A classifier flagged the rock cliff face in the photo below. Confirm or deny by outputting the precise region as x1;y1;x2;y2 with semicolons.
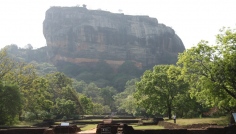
43;6;185;70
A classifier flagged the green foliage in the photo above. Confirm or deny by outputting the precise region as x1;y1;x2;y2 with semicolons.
6;45;49;63
76;72;95;83
0;48;15;79
4;63;39;115
99;86;117;110
72;79;87;93
4;44;146;92
32;62;57;76
56;61;80;77
177;27;236;111
112;73;135;92
0;49;82;122
103;105;111;113
92;103;104;115
4;26;236;123
46;72;84;115
53;98;77;119
95;60;114;77
0;83;21;125
93;79;110;88
79;94;93;114
114;79;140;115
172;93;206;118
82;83;117;111
117;61;141;76
134;65;189;119
82;83;100;99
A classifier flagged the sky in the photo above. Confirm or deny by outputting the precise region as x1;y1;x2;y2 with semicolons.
0;0;236;49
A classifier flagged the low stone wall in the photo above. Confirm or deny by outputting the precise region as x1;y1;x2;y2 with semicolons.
1;124;236;134
0;127;46;134
0;125;81;134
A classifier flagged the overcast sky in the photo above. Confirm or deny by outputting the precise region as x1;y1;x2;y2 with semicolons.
0;0;236;49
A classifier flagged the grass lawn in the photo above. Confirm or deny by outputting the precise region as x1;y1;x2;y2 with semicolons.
131;125;164;130
13;120;42;126
80;124;97;131
166;117;228;126
79;124;164;131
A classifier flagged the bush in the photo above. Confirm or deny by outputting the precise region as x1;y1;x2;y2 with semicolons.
24;112;37;121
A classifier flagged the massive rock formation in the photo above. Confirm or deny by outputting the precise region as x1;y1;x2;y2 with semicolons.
43;6;185;70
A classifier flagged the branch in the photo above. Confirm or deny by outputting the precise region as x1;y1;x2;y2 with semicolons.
222;84;236;99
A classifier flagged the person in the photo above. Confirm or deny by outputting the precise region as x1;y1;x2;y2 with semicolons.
173;115;176;123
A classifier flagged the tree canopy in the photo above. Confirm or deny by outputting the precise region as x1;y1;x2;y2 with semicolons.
177;27;236;111
0;83;21;125
134;65;189;119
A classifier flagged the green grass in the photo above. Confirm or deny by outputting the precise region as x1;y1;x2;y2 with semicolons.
80;124;97;131
14;120;42;126
77;119;103;121
132;125;164;129
79;124;164;131
166;117;228;126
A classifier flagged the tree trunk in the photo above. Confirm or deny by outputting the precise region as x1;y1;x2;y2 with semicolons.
168;106;172;119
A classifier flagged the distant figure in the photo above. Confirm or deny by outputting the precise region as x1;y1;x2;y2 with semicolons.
173;115;176;123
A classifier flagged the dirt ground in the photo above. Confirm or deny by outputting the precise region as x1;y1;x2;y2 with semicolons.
158;121;225;130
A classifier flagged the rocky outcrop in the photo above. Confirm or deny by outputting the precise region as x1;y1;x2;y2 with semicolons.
43;6;185;70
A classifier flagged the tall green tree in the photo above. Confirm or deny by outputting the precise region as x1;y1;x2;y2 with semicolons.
0;48;47;120
30;77;53;114
177;27;236;111
0;83;21;125
3;62;40;119
134;65;188;119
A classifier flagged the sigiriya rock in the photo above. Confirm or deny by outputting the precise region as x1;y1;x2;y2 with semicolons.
43;6;185;71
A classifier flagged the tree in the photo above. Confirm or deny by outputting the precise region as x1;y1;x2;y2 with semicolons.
112;73;135;92
99;86;117;110
53;98;77;119
72;79;87;93
0;49;54;120
117;61;141;76
92;103;104;115
172;92;206;118
79;94;93;114
32;62;57;76
24;44;33;50
0;48;15;79
46;72;72;91
46;72;83;116
134;65;188;119
177;27;236;111
61;86;84;114
3;62;39;119
118;95;137;115
0;83;21;125
82;83;100;99
114;79;139;115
